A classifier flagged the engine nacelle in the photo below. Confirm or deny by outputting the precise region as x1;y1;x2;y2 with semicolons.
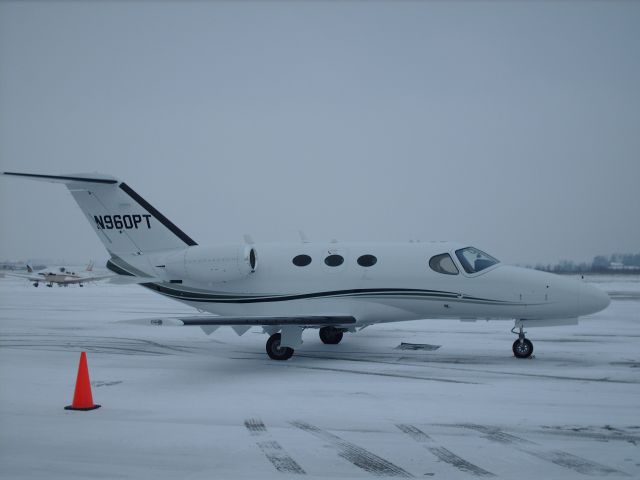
164;244;257;284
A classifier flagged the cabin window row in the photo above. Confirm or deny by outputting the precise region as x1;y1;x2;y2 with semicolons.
292;254;378;268
293;248;498;273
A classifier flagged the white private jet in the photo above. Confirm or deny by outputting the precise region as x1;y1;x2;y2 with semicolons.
3;172;610;360
6;261;100;287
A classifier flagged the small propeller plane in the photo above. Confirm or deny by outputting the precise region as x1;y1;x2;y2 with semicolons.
3;172;610;360
5;261;102;287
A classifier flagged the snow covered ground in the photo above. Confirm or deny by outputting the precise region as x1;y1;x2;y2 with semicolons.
1;275;638;479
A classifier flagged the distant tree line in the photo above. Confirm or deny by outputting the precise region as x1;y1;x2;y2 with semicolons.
530;252;640;274
0;261;46;271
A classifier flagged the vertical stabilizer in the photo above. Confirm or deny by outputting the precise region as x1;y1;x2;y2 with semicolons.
3;172;197;257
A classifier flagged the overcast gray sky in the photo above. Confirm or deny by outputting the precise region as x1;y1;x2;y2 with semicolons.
1;0;638;266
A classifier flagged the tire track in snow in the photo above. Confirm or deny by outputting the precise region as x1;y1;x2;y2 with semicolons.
244;418;305;474
291;421;412;477
0;333;195;356
291;353;636;385
396;424;494;477
453;424;627;476
284;364;477;385
540;425;640;445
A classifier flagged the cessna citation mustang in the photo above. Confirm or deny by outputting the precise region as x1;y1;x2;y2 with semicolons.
3;172;610;360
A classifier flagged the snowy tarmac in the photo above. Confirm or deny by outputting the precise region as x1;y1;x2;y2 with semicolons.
1;275;638;479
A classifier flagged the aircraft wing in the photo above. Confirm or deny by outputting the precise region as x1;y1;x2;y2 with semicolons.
3;271;162;285
3;272;44;282
128;315;356;327
2;272;161;285
176;315;356;327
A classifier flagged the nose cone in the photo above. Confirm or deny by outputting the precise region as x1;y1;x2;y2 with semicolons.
579;283;611;316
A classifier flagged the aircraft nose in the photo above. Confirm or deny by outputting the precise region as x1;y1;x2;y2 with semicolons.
579;282;611;315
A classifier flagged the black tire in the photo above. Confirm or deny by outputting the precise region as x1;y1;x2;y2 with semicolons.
512;338;534;358
319;326;344;345
266;333;294;360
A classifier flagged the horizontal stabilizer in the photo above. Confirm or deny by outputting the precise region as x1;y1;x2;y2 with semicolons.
3;172;117;184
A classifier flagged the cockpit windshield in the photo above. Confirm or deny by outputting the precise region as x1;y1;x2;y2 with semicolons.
429;253;459;275
455;247;499;274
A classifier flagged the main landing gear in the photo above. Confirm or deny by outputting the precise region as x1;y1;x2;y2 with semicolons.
319;326;343;345
266;333;294;361
512;324;534;359
266;327;346;360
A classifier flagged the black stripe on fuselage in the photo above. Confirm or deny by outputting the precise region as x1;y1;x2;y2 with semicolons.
140;283;517;305
3;172;118;184
119;182;197;247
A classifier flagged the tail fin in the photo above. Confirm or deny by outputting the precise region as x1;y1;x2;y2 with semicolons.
3;172;197;256
26;264;33;273
86;260;94;272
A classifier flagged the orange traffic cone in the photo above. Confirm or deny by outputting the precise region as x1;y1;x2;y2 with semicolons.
64;352;101;411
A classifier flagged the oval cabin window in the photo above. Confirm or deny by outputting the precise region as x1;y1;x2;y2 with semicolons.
324;254;344;267
249;248;257;271
292;255;312;267
357;254;377;267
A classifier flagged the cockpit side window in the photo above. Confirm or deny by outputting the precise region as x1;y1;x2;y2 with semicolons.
429;253;459;275
455;247;499;274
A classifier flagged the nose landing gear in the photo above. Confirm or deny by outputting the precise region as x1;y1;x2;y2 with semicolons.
511;324;534;358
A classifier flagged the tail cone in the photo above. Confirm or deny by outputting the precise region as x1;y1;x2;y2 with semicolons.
64;352;101;411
